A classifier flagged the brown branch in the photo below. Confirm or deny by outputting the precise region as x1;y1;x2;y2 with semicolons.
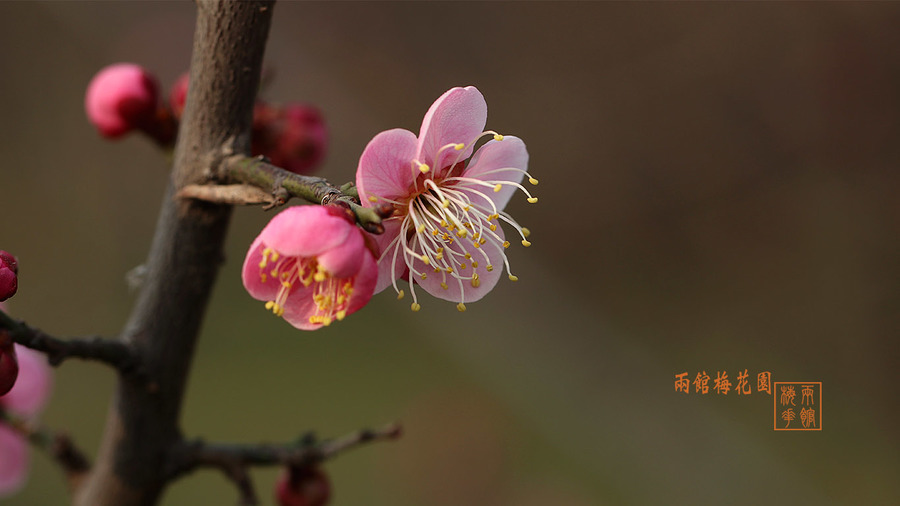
215;154;394;233
74;2;276;505
0;408;91;492
166;423;401;505
1;311;139;373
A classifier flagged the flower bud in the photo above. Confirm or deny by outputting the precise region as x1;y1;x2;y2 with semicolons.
0;337;18;396
169;72;190;120
0;251;18;302
85;63;160;139
275;466;331;506
252;103;328;175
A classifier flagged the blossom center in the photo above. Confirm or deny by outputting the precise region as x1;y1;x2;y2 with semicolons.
257;247;353;326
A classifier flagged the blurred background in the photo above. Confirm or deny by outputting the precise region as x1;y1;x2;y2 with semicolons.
1;2;898;505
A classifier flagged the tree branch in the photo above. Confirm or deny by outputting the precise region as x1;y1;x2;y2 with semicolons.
1;310;139;373
200;154;394;234
166;423;401;505
0;408;91;492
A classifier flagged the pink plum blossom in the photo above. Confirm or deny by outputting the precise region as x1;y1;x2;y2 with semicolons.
0;344;53;498
356;87;538;312
85;63;159;138
242;206;378;330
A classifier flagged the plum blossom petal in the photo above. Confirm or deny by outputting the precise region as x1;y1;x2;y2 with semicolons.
413;226;506;303
260;206;351;258
417;87;487;172
457;136;529;212
317;227;365;279
2;345;51;418
356;128;419;204
0;425;28;497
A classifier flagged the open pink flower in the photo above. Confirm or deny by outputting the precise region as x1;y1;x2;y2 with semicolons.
356;87;538;312
242;206;378;330
0;344;52;497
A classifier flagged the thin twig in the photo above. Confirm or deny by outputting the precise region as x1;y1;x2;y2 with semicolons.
0;408;91;491
166;422;401;504
215;154;394;233
0;310;140;373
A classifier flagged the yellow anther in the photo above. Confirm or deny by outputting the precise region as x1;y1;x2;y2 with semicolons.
419;163;430;174
460;263;467;270
336;310;347;321
489;224;497;231
493;133;504;141
463;205;470;211
322;317;332;326
527;197;538;204
265;301;275;310
464;252;472;259
260;273;267;283
472;261;479;268
521;240;532;247
368;195;378;202
457;230;467;238
454;143;465;150
421;272;428;280
509;274;519;282
456;302;467;312
270;269;279;277
480;238;486;245
436;247;444;253
417;224;426;233
502;241;511;249
446;266;454;273
258;258;268;269
421;255;430;265
471;273;480;288
493;184;502;193
282;280;292;288
270;251;279;261
440;220;448;227
528;177;539;185
314;272;326;282
281;272;289;279
473;242;481;249
440;282;448;290
522;227;531;237
486;265;494;272
397;290;405;300
432;229;440;236
433;267;440;273
441;200;450;209
411;302;421;312
435;252;444;260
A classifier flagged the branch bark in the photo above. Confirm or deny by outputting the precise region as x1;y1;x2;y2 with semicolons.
73;2;275;505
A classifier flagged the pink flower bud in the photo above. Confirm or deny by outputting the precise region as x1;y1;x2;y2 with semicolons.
0;339;17;396
242;206;378;330
0;251;18;302
252;103;328;175
85;63;160;139
169;72;190;120
275;467;331;506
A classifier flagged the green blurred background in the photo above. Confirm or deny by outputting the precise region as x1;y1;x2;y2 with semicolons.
2;2;898;505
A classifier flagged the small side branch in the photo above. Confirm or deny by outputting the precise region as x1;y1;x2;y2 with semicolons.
167;422;401;505
0;408;91;491
0;310;139;373
213;154;393;234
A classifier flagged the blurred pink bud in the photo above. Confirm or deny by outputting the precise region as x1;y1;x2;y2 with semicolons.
169;72;190;120
1;345;52;417
253;103;328;175
242;206;378;330
85;63;160;139
0;251;18;302
0;339;17;397
0;425;28;497
275;466;331;506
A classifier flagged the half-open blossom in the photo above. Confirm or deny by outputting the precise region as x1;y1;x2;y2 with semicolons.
0;251;17;302
242;206;378;330
85;63;160;139
356;87;537;312
0;344;52;497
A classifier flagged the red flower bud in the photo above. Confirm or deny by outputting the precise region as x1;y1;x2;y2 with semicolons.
0;251;18;302
0;334;18;396
275;466;331;506
169;73;190;120
253;103;328;175
85;63;160;139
